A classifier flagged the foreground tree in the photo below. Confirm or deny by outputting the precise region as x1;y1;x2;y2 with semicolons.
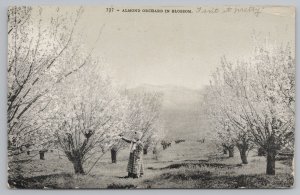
49;64;128;174
205;41;295;174
240;44;295;174
7;6;89;154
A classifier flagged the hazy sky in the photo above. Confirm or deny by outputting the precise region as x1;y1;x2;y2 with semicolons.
53;6;295;89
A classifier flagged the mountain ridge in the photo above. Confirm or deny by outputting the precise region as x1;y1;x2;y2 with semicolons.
127;84;209;140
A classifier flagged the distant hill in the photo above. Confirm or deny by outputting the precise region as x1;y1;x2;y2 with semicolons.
128;84;212;140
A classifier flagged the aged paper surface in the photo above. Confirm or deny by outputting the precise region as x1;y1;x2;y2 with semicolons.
7;6;295;189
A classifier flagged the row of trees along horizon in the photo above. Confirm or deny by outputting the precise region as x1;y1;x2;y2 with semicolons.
8;7;294;176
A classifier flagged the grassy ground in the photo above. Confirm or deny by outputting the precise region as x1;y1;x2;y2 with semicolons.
8;140;294;189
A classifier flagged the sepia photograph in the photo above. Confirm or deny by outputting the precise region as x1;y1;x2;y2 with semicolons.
7;5;295;189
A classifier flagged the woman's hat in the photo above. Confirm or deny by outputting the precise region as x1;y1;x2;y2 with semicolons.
134;131;143;141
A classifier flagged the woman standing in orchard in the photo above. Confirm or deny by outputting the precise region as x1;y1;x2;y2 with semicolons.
120;131;144;178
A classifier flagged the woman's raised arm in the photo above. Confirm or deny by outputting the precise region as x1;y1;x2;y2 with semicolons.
121;137;134;143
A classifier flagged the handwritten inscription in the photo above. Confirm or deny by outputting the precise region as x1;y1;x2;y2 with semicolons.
196;6;263;17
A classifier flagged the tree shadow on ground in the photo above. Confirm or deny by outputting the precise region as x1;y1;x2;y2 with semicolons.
107;183;137;189
153;162;242;170
143;171;294;189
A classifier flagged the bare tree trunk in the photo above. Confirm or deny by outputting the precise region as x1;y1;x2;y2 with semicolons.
265;135;279;175
39;150;46;160
153;147;157;155
65;150;85;174
258;147;266;156
111;148;117;163
266;150;276;175
153;147;159;160
239;148;248;164
143;148;148;155
60;133;90;174
237;142;249;164
223;148;227;154
228;146;234;157
57;150;62;159
39;152;45;160
72;158;84;174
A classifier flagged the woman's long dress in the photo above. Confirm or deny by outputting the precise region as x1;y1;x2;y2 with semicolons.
127;141;144;176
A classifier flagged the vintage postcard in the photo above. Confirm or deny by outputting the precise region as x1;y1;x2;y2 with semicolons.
7;5;295;189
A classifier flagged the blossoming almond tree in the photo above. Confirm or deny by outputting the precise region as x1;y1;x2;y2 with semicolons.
205;70;250;164
238;44;295;175
110;90;164;163
48;64;128;174
206;42;295;174
7;6;88;154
